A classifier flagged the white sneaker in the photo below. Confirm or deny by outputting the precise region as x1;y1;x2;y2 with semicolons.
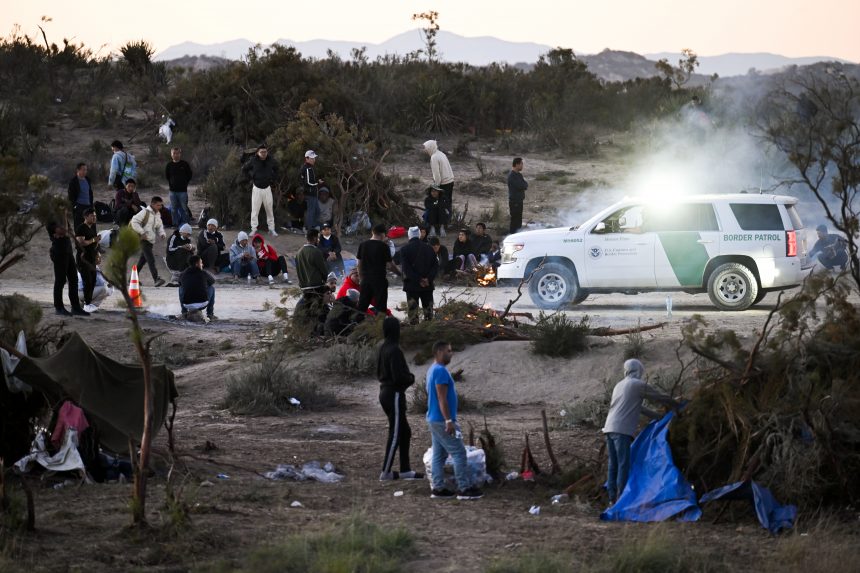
440;228;447;237
269;229;279;237
83;304;98;313
282;273;292;284
268;275;275;285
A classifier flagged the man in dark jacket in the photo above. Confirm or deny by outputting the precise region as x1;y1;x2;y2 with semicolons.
378;316;423;481
68;163;94;230
809;224;849;271
325;288;363;336
299;150;322;231
242;144;279;236
400;226;439;324
507;157;528;234
114;179;143;226
74;208;99;311
472;223;492;260
179;255;216;321
423;186;446;237
453;228;478;271
429;236;453;277
197;218;228;272
165;147;193;228
48;222;89;317
318;223;345;277
295;228;331;330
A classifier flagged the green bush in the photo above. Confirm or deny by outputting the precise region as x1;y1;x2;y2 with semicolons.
219;354;337;415
529;313;590;358
216;515;413;573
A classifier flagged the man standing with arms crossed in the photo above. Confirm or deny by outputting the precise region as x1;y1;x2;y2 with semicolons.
426;341;483;500
507;157;528;235
165;147;193;228
242;144;279;237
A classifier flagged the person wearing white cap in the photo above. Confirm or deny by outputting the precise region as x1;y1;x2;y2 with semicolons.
229;231;261;282
399;225;439;323
241;144;279;237
197;219;228;272
299;150;323;231
166;223;196;277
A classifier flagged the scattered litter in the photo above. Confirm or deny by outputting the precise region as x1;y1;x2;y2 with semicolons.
289;397;301;406
290;501;303;508
505;543;522;550
521;469;535;482
200;480;214;488
53;480;75;490
393;491;404;497
529;505;541;515
216;473;230;480
423;446;489;487
265;461;344;483
559;409;567;417
551;493;569;504
505;472;519;481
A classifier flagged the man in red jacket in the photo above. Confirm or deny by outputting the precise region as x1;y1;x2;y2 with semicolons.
251;233;292;285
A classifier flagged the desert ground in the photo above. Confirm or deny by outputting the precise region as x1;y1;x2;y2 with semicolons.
2;118;858;572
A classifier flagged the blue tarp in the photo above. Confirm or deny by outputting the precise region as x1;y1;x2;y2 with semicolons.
699;480;797;534
600;411;702;523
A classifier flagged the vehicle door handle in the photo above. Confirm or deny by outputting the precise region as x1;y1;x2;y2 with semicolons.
697;240;713;244
635;242;649;245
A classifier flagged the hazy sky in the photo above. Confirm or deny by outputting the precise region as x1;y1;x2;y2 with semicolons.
3;0;858;61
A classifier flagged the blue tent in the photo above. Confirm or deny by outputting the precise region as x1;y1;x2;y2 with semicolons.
700;480;797;534
600;411;702;523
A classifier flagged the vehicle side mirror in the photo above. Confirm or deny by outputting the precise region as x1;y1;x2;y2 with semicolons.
593;222;606;233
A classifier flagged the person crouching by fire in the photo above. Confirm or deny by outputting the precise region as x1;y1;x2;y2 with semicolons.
602;359;679;505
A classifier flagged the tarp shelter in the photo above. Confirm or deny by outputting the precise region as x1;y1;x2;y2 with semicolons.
700;480;797;534
11;332;178;453
601;411;702;523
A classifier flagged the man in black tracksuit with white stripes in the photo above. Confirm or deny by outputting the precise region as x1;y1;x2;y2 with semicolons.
377;316;424;481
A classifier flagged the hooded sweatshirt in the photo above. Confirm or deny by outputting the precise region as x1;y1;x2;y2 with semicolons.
229;233;257;265
423;140;454;186
377;317;415;392
602;359;677;437
252;233;279;272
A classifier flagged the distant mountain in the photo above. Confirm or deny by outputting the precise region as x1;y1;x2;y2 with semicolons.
154;31;853;79
645;52;850;78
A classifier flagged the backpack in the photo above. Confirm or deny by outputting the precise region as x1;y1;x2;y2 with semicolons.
94;201;113;223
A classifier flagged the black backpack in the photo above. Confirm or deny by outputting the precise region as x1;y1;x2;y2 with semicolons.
94;201;114;223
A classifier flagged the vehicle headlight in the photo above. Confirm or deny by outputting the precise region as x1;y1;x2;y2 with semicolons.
502;243;524;263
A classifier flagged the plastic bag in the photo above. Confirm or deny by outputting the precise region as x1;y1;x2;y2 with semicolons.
422;446;489;487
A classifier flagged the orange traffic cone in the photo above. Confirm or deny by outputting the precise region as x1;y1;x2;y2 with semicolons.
128;265;143;309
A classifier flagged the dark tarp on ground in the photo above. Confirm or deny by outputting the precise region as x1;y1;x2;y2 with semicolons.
700;480;797;534
601;411;702;523
12;332;178;453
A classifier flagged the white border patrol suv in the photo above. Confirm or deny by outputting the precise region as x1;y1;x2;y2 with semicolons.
499;194;810;311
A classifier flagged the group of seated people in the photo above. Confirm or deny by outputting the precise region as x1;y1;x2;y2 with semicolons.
286;186;337;231
434;222;500;276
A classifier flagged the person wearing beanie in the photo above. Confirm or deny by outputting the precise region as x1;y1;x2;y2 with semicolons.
602;359;680;505
229;231;260;282
399;225;439;323
197;219;228;273
166;223;196;279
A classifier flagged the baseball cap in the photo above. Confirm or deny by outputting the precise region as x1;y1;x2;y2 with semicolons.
305;150;318;159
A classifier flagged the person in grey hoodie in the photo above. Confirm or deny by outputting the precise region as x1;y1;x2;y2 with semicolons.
229;231;260;281
423;140;454;222
602;359;679;504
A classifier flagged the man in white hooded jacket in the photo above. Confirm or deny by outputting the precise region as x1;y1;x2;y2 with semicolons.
130;196;167;286
423;140;454;223
602;359;679;504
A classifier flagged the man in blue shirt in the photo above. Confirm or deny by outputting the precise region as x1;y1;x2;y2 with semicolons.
426;341;483;500
68;163;93;230
809;224;848;271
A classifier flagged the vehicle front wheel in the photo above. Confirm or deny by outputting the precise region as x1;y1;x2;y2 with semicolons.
527;262;581;310
707;263;759;311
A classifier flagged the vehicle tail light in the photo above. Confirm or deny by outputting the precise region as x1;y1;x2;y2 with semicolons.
786;230;797;257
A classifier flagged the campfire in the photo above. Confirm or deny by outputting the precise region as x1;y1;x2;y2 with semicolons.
476;265;496;287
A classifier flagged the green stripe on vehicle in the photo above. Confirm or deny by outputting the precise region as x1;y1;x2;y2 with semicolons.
657;232;710;286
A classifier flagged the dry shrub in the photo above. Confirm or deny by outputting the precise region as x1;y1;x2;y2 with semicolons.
672;274;860;509
219;352;336;415
327;343;377;377
529;312;590;358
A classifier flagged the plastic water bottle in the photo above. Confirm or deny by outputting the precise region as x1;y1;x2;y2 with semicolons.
247;274;251;287
666;295;673;318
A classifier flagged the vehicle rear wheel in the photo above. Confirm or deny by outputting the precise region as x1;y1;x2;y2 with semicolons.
528;262;581;310
707;263;759;311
